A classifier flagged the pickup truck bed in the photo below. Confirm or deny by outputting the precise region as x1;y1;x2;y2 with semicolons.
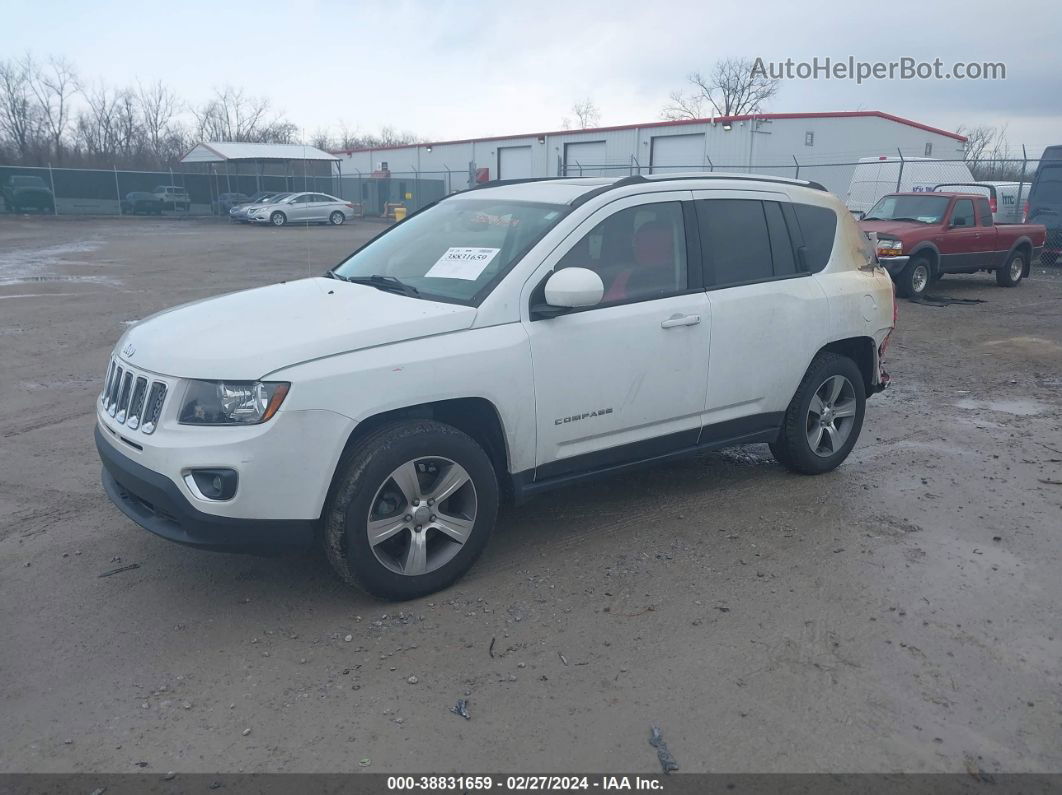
860;192;1046;299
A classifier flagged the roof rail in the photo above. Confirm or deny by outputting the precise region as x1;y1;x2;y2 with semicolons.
569;173;827;208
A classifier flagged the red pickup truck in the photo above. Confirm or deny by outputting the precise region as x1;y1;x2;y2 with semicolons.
860;192;1046;299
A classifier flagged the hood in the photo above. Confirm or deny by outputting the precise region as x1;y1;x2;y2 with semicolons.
859;219;933;238
118;277;477;380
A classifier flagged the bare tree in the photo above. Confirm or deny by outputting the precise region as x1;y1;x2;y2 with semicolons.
958;123;1019;180
0;56;41;162
661;57;779;120
193;86;297;144
138;80;182;160
569;98;600;129
28;55;79;162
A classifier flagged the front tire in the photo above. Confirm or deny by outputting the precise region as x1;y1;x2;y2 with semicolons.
329;211;345;226
896;256;931;299
996;251;1025;287
770;353;867;475
324;420;498;600
270;211;287;227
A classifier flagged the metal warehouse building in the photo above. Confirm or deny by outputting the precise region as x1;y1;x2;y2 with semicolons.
335;110;967;202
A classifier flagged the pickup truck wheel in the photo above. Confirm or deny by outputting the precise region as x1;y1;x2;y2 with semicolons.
270;211;287;227
324;420;498;600
769;353;866;475
996;251;1025;287
896;257;931;299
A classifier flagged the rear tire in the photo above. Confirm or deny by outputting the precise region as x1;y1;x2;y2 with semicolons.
323;420;498;600
770;353;867;475
896;256;931;299
270;211;287;227
996;251;1026;287
329;211;345;226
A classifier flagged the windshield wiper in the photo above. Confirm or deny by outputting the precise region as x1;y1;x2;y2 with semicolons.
334;273;420;297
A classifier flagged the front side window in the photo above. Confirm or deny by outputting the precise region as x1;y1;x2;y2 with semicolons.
952;199;975;227
332;198;567;303
555;201;687;304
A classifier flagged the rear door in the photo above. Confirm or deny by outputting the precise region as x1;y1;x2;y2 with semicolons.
975;198;1003;267
693;190;830;430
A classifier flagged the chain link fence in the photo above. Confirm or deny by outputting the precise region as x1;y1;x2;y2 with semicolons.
0;155;1049;227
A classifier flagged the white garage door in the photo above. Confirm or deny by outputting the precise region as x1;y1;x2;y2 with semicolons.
498;146;533;180
564;141;608;176
650;133;705;173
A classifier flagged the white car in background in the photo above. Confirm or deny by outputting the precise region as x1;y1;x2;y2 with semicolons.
95;173;895;600
248;192;355;226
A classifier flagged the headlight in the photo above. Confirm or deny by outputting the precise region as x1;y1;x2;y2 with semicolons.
178;380;290;425
876;238;903;257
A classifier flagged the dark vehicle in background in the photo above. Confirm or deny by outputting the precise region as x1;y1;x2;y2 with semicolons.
120;191;164;215
2;175;55;213
861;192;1045;299
1026;145;1062;265
211;192;250;216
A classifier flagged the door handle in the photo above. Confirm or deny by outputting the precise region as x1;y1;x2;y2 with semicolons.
661;314;701;328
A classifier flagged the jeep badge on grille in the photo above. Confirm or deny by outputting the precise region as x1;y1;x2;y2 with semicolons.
122;342;135;357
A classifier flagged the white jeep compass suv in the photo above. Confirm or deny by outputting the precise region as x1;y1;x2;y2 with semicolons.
96;174;895;600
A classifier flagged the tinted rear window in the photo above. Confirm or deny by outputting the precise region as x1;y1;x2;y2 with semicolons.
696;199;773;285
792;204;837;272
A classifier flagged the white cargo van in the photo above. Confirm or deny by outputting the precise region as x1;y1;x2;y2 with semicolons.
932;182;1025;225
846;157;975;216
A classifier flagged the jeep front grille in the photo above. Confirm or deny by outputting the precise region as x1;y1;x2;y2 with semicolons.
101;357;168;435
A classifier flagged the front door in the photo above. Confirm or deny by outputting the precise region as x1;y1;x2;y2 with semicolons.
937;198;984;271
524;192;711;478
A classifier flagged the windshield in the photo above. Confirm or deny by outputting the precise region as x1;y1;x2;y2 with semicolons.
332;198;568;303
865;194;950;224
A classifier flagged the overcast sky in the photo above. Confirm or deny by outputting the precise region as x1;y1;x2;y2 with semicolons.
4;0;1059;155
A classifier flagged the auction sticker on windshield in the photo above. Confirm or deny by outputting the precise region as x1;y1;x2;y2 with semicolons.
425;247;501;280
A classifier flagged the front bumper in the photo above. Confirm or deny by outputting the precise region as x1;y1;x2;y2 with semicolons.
96;425;316;552
877;255;909;276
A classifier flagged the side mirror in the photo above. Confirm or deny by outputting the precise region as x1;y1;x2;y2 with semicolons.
850;210;865;221
532;268;604;319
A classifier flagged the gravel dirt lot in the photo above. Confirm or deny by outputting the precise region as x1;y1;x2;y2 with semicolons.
1;216;1060;775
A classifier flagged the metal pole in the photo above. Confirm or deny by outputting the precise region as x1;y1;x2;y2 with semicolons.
1016;145;1028;221
706;155;714;173
47;162;59;215
793;155;800;180
113;165;121;215
895;148;905;192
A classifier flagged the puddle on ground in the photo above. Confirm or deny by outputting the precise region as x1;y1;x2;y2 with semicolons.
0;239;119;288
953;398;1048;416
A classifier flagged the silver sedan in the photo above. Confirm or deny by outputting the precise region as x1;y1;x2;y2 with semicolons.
248;192;355;227
229;192;292;223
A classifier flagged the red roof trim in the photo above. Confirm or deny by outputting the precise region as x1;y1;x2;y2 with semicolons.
332;111;966;155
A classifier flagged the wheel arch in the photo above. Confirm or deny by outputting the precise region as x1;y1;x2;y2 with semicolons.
818;336;877;393
908;243;940;275
325;397;512;510
1005;237;1034;276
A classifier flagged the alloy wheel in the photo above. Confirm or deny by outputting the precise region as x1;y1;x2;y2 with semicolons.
805;375;857;457
366;457;478;577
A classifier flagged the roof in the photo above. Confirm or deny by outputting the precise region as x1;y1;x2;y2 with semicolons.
181;142;339;163
450;172;827;205
334;111;967;155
